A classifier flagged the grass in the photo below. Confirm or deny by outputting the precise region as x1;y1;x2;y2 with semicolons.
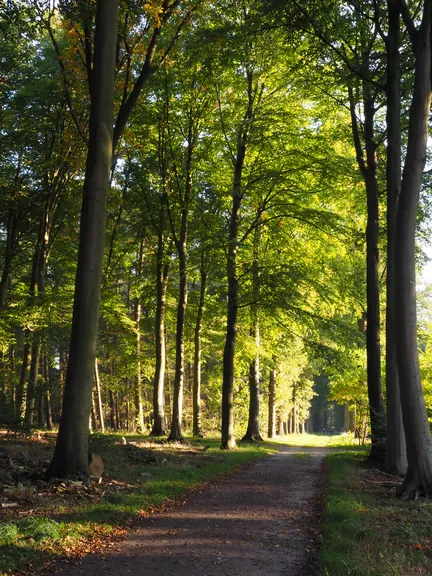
269;432;364;449
292;451;308;459
0;433;275;575
320;451;432;575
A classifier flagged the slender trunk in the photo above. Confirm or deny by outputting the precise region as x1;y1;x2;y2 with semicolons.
150;246;169;436
193;267;207;436
94;358;105;432
168;122;193;442
268;364;276;439
0;159;21;309
115;393;120;430
242;221;262;442
385;0;407;477
20;223;41;421
16;341;30;419
364;121;385;461
168;249;187;441
25;339;41;426
135;242;145;432
91;392;98;431
221;71;255;450
242;322;262;441
9;346;15;415
395;1;432;498
349;81;385;462
221;190;240;449
293;394;298;434
47;0;119;478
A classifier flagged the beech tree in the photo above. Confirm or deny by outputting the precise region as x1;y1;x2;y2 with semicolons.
47;0;120;478
394;0;432;499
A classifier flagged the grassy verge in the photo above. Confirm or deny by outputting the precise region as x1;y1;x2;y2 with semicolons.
0;434;275;575
321;451;432;575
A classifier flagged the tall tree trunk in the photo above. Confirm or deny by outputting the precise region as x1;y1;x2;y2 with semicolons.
364;118;385;461
242;221;262;442
135;241;145;432
25;339;40;425
94;358;105;433
349;82;386;463
91;392;98;431
395;0;432;498
221;70;255;450
242;322;262;441
221;187;240;449
115;393;120;430
0;157;21;310
385;0;407;477
150;248;169;436
16;341;30;419
193;266;207;437
47;0;119;478
267;364;276;439
168;122;193;442
168;249;187;441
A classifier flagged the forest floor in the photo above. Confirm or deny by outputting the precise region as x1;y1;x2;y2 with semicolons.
44;443;328;576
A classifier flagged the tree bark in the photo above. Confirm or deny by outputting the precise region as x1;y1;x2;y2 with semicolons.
47;0;119;478
91;392;98;431
168;120;194;443
221;80;254;449
150;242;169;436
193;267;207;437
268;365;276;439
168;248;187;441
24;339;40;426
349;78;386;462
135;241;145;432
0;157;21;309
385;0;407;477
94;358;105;433
15;341;30;419
221;184;240;449
395;0;432;498
242;220;263;442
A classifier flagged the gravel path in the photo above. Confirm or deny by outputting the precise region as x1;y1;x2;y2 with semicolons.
49;445;327;576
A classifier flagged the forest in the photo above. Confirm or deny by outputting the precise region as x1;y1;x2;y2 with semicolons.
2;0;432;532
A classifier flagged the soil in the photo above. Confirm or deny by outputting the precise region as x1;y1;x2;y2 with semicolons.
47;445;328;576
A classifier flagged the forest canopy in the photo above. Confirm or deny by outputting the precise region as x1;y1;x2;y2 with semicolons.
1;0;432;497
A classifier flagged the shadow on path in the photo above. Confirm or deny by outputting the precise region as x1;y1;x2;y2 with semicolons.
48;445;327;576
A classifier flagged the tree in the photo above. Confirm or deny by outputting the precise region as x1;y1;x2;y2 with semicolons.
47;0;119;477
394;0;432;499
385;0;407;476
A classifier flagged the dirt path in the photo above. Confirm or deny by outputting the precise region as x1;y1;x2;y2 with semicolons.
48;445;327;576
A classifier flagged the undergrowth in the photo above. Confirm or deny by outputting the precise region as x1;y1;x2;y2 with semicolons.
321;451;432;575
